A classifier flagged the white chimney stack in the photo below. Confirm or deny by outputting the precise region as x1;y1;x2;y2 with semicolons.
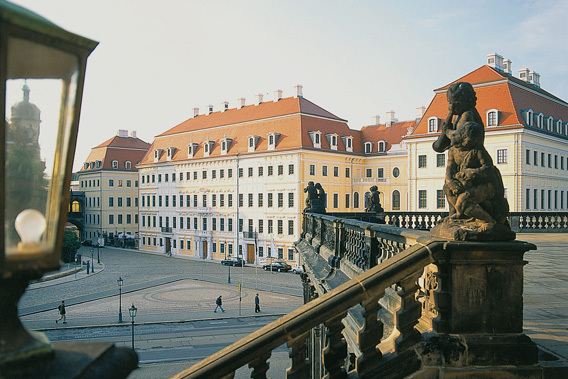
372;115;381;125
207;105;214;114
529;71;541;88
131;130;137;138
274;89;283;102
385;111;398;127
518;68;530;83
503;59;512;75
221;101;229;112
416;106;426;120
238;98;246;109
117;129;128;137
487;53;504;72
193;107;199;117
294;84;303;98
256;93;264;105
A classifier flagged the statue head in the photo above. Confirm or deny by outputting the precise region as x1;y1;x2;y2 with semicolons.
447;82;477;114
308;181;314;186
315;183;322;189
370;185;378;192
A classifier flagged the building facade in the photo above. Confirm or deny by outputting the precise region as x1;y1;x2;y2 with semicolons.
77;129;150;245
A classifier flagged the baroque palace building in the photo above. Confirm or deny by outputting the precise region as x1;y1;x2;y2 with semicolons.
137;86;416;264
138;53;568;264
77;130;151;244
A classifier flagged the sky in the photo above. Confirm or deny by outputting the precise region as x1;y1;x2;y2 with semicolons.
8;0;568;172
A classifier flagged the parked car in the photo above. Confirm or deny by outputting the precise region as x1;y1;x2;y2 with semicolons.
262;261;292;272
221;257;244;266
292;266;304;274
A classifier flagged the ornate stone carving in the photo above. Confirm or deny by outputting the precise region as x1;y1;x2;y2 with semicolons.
304;181;326;214
364;185;384;214
431;81;515;241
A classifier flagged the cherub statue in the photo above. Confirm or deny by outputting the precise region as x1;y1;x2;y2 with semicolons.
304;181;317;211
304;181;326;213
365;185;384;213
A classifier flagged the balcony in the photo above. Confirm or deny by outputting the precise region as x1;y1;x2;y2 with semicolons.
160;227;172;233
352;177;388;184
242;231;257;239
172;212;567;378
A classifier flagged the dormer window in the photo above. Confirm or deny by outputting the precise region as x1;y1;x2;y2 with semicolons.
364;142;374;154
203;140;214;157
308;131;322;149
125;161;132;169
248;135;259;152
96;160;101;168
166;147;176;161
84;162;89;170
486;109;499;127
153;149;163;162
428;117;440;133
556;120;563;134
377;141;387;152
524;109;533;126
536;113;544;128
546;117;554;131
341;136;353;152
326;133;339;150
89;162;94;169
112;160;119;169
267;132;280;150
188;143;198;158
220;137;232;155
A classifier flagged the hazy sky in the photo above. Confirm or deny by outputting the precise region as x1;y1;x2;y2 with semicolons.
8;0;568;172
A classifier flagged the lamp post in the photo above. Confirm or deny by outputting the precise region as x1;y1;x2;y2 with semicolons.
117;277;123;323
129;304;137;350
0;0;98;368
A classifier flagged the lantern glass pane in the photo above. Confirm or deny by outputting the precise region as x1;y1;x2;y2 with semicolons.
5;37;79;257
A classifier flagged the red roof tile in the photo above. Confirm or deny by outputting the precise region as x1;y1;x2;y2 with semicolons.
79;135;150;172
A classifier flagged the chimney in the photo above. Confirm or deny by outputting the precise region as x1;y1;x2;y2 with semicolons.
518;68;530;83
131;130;137;138
529;71;540;88
238;98;246;109
416;106;426;120
385;110;398;127
274;89;283;101
221;101;229;112
294;84;303;98
503;59;512;75
207;105;214;114
487;53;504;72
193;107;199;117
372;115;381;125
256;93;264;105
117;129;128;137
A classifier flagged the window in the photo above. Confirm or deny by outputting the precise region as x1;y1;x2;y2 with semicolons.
212;194;217;207
126;180;132;187
268;193;273;207
117;214;123;224
126;197;131;207
541;152;545;167
548;153;552;168
555;155;558;169
345;193;350;208
248;167;253;177
258;167;264;176
228;194;233;207
288;220;294;235
288;193;294;208
268;220;273;234
277;220;283;234
268;166;273;176
526;188;530;210
278;165;284;175
377;141;386;152
353;192;359;208
228;169;233;178
366;169;372;178
345;167;350;178
436;154;446;167
258;219;263;233
418;155;427;168
392;167;400;178
109;179;114;187
239;194;243;207
436;190;445;208
212;170;216;179
109;197;114;207
486;110;498;126
258;193;264;207
118;179;123;187
497;149;508;164
202;170;207;179
525;149;530;165
193;195;197;207
238;168;243;178
109;214;114;224
288;248;294;260
428;117;440;132
309;165;315;175
534;189;538;209
333;193;339;208
378;168;384;178
203;194;207;207
289;164;294;175
212;218;217;231
248;193;253;207
418;190;427;208
392;190;400;210
220;194;225;207
278;248;283;260
203;218;208;231
364;142;373;154
333;166;339;177
220;218;225;231
112;160;118;169
220;169;224;178
562;157;565;170
278;193;284;208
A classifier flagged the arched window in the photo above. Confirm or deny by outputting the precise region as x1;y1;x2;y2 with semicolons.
353;192;360;208
525;109;533;126
486;109;499;126
392;190;400;210
111;160;118;169
428;117;440;132
71;200;80;212
125;161;132;169
377;141;386;152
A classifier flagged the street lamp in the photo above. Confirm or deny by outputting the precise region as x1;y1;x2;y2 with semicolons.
117;277;123;323
129;304;137;350
0;0;97;368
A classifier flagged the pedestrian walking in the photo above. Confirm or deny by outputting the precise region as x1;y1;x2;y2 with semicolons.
214;295;225;313
56;300;67;324
255;293;261;313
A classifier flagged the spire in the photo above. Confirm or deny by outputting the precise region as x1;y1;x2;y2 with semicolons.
22;82;30;102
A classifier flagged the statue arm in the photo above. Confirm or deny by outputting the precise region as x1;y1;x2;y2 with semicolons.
432;112;454;152
445;150;463;194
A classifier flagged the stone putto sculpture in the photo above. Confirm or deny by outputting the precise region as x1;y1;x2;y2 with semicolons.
365;185;384;213
431;81;515;241
304;181;326;214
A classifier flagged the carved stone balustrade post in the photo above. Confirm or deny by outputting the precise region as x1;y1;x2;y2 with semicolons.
322;312;348;379
355;298;383;378
248;351;271;379
286;332;310;379
394;273;422;353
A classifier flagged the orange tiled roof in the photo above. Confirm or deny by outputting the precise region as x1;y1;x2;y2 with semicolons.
79;135;151;172
361;120;417;152
410;65;568;138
